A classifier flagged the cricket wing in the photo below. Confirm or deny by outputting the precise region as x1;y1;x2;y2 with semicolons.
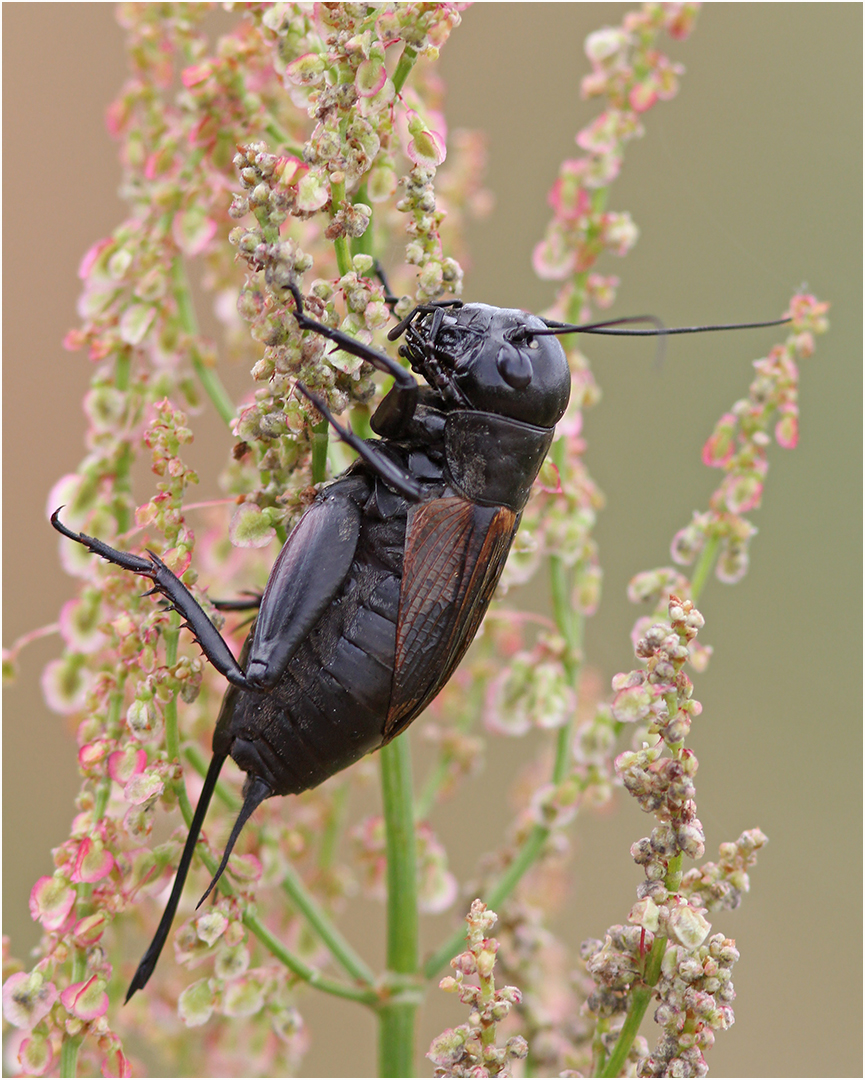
384;496;518;739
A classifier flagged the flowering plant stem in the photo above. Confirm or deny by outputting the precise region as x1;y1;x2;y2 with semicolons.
598;933;666;1078
600;854;685;1075
378;734;421;1076
170;257;236;427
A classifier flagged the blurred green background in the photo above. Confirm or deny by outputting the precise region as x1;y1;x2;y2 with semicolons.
4;5;861;1076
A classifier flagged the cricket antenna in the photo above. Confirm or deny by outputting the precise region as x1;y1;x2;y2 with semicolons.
522;313;791;340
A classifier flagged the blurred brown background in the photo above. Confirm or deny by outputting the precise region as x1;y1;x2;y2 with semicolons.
3;5;861;1077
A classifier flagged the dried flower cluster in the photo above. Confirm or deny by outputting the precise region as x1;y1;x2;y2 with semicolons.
670;293;830;585
428;901;528;1078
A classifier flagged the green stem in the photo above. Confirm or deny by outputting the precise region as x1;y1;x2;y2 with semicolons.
311;419;330;483
351;181;373;260
598;934;667;1078
319;782;347;869
171;257;236;426
59;1033;82;1077
690;532;720;604
243;911;378;1006
378;734;421;1077
392;44;418;94
280;862;376;987
60;950;87;1077
330;173;352;276
414;683;481;821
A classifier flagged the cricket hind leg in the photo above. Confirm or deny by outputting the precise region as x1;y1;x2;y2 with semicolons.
51;509;257;691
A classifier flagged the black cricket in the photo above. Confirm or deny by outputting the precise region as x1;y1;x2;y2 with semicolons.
51;282;787;1000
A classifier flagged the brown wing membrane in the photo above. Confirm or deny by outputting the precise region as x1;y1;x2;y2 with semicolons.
384;497;518;739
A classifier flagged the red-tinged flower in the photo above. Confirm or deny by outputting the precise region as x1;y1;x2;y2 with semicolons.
775;405;799;449
584;27;628;64
702;413;738;467
665;4;700;40
29;875;76;931
73;911;108;948
611;681;656;723
41;655;91;715
172;208;218;256
720;473;763;515
60;975;109;1021
222;974;266;1018
78;237;114;280
118;303;156;346
18;1031;55;1076
100;1037;132;1078
2;970;58;1029
123;769;165;806
229;503;278;548
107;746;147;784
356;54;387;97
547;162;592;220
178;978;215;1027
284;52;326;87
296;169;330;212
405;110;447;168
785;292;830;333
181;61;213;89
71;837;115;885
629;80;659;113
78;739;112;771
532;231;576;281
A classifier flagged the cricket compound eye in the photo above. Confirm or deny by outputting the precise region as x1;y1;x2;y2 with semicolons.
495;341;533;389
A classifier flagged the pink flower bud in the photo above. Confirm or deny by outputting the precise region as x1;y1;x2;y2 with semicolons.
108;746;147;784
60;975;108;1021
2;971;58;1029
71;837;114;884
702;413;738;467
29;875;76;931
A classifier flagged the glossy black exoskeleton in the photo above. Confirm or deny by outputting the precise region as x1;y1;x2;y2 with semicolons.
51;283;788;999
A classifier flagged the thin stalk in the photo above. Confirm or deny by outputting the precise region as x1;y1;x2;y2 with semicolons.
243;911;378;1006
689;532;720;604
598;934;666;1078
330;173;352;276
171;257;236;426
163;617;194;821
414;682;481;821
378;734;421;1077
392;44;418;94
351;181;373;260
597;807;685;1073
280;861;376;987
59;950;87;1077
318;781;347;869
310;418;330;483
